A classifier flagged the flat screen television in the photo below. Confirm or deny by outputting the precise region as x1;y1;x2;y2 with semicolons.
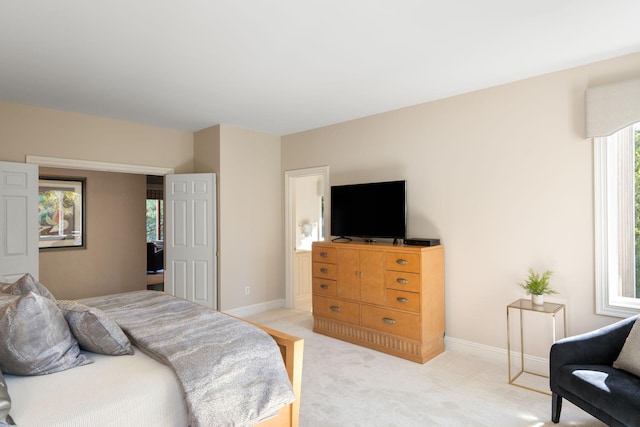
330;180;406;241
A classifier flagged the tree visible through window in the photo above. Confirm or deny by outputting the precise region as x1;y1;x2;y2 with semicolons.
595;122;640;317
146;199;163;242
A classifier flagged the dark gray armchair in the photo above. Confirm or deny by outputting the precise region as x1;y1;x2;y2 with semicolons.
146;242;164;273
549;315;639;426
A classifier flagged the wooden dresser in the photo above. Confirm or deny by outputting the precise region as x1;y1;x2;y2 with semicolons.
311;241;444;363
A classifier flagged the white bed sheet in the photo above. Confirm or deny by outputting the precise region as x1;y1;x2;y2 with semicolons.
4;346;188;427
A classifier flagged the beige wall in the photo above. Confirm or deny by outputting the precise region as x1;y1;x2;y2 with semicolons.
194;125;283;311
193;125;221;174
38;167;146;299
282;52;640;352
0;102;194;172
219;125;283;311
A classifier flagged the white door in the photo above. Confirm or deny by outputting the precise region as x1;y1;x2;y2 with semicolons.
164;173;217;309
0;161;39;282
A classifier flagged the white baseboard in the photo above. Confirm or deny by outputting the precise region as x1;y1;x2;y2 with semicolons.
444;336;550;376
224;299;286;318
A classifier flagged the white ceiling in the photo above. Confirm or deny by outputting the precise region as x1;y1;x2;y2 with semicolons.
1;1;639;136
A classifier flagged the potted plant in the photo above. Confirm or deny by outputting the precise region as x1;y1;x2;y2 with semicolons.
519;269;557;305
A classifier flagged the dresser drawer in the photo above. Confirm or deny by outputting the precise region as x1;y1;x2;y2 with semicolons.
386;289;420;313
312;246;337;264
386;271;421;293
385;252;421;273
313;295;360;325
361;305;420;341
312;262;337;280
312;277;337;297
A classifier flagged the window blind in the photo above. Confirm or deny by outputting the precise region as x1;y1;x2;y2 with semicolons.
147;184;163;200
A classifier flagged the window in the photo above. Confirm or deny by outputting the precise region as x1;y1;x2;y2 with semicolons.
595;122;640;317
146;175;164;243
146;199;164;242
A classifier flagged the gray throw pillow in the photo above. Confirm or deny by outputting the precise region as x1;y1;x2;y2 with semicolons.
56;300;133;356
0;273;55;300
613;316;640;377
0;292;92;375
0;371;15;425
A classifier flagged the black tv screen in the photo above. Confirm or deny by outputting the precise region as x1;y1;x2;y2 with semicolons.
330;180;406;240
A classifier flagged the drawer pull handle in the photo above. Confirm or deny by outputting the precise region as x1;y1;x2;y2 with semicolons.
396;297;409;303
396;278;408;285
383;317;396;325
320;284;329;289
396;259;408;265
320;268;329;273
320;252;329;257
330;305;341;312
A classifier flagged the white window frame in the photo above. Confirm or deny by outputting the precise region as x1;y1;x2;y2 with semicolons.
594;124;640;317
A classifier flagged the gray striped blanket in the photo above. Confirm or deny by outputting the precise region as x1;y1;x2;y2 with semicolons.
80;291;295;427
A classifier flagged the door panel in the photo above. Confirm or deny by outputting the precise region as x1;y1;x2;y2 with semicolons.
193;260;209;301
337;248;360;301
171;259;188;299
360;250;385;305
165;173;217;309
0;162;38;281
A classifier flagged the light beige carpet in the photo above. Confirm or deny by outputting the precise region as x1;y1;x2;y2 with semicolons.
244;309;606;427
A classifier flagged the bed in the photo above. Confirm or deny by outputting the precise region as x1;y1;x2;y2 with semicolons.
0;275;303;427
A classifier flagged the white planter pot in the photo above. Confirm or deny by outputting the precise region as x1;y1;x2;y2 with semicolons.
532;294;544;305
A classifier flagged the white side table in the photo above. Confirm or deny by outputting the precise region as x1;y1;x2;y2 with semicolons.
506;298;567;395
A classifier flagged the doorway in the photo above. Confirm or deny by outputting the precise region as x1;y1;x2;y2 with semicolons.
26;156;174;295
146;175;164;290
284;166;330;311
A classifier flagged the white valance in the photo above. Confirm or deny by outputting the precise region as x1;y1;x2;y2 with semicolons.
585;78;640;138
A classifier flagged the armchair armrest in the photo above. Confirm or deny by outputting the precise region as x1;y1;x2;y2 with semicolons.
550;315;636;390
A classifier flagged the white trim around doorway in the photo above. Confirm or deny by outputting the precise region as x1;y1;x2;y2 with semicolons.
284;165;330;309
26;155;174;175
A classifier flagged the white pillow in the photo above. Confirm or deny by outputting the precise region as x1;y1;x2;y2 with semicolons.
613;316;640;377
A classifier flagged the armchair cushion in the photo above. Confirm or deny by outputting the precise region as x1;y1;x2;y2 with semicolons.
613;318;640;377
146;242;164;272
556;364;640;425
